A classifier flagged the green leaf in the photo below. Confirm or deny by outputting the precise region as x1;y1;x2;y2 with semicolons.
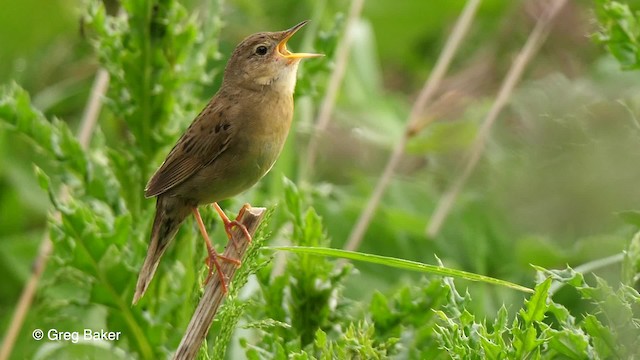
532;265;585;288
0;83;88;178
33;164;51;192
617;210;640;227
520;278;551;325
582;314;617;358
545;326;591;359
302;208;325;247
33;164;61;210
595;0;640;70
369;292;392;328
315;328;327;349
622;230;640;286
283;176;302;225
266;246;533;293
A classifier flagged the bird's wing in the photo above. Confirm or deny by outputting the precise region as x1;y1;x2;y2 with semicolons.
144;99;234;198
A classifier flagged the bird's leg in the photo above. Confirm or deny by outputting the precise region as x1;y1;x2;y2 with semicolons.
212;203;252;252
192;208;240;293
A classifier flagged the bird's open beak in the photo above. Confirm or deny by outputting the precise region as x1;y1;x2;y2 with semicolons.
277;20;324;60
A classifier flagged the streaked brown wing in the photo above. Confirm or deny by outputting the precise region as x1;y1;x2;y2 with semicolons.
144;100;234;198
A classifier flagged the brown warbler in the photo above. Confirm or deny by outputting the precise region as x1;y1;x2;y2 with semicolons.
132;20;322;305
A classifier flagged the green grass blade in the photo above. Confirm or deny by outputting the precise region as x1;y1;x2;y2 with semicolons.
265;246;533;293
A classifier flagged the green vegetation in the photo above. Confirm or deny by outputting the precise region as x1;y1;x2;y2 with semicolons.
1;0;640;358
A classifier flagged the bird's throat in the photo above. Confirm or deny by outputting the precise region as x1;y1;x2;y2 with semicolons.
253;61;300;95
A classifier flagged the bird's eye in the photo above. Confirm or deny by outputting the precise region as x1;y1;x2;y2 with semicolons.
255;45;268;55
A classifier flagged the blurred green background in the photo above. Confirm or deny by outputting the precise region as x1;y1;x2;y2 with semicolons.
1;0;640;358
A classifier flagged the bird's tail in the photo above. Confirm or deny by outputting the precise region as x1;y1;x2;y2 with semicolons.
132;196;190;305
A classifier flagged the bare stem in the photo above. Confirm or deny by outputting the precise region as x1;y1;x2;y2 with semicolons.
343;0;482;252
425;0;568;237
302;0;366;180
0;69;109;360
79;69;110;148
173;205;266;360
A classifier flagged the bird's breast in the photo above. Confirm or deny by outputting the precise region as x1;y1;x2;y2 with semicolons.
247;95;294;172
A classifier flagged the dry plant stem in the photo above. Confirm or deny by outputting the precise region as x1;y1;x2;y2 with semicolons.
302;0;366;179
0;216;58;360
79;69;110;146
0;69;110;360
343;0;482;252
173;205;266;360
425;0;568;237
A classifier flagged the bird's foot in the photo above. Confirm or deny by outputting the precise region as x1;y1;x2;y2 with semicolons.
192;207;242;293
203;249;242;293
224;219;252;251
213;203;253;252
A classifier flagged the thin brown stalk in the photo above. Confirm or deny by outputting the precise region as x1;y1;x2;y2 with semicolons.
425;0;568;237
0;69;109;360
79;69;110;147
173;205;266;360
302;0;366;180
343;0;482;252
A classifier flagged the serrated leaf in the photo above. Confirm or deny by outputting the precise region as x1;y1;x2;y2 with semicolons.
33;165;51;192
623;231;640;286
532;265;585;288
546;302;573;325
494;305;509;332
302;208;324;247
98;245;130;294
595;0;640;70
369;291;391;328
314;328;327;350
546;327;590;359
283;176;302;223
273;342;287;360
0;83;88;178
582;314;617;358
520;278;551;325
479;336;503;360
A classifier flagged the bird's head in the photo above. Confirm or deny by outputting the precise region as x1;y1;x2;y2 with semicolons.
223;20;323;94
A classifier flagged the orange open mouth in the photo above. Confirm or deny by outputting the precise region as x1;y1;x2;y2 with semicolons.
277;20;324;59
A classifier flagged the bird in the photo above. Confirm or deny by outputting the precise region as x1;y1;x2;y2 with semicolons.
132;20;322;305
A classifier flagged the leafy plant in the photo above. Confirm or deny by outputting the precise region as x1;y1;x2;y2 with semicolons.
596;0;640;70
3;1;640;359
1;0;225;357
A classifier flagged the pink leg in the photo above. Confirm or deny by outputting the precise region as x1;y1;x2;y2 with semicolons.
192;208;240;293
212;203;252;251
